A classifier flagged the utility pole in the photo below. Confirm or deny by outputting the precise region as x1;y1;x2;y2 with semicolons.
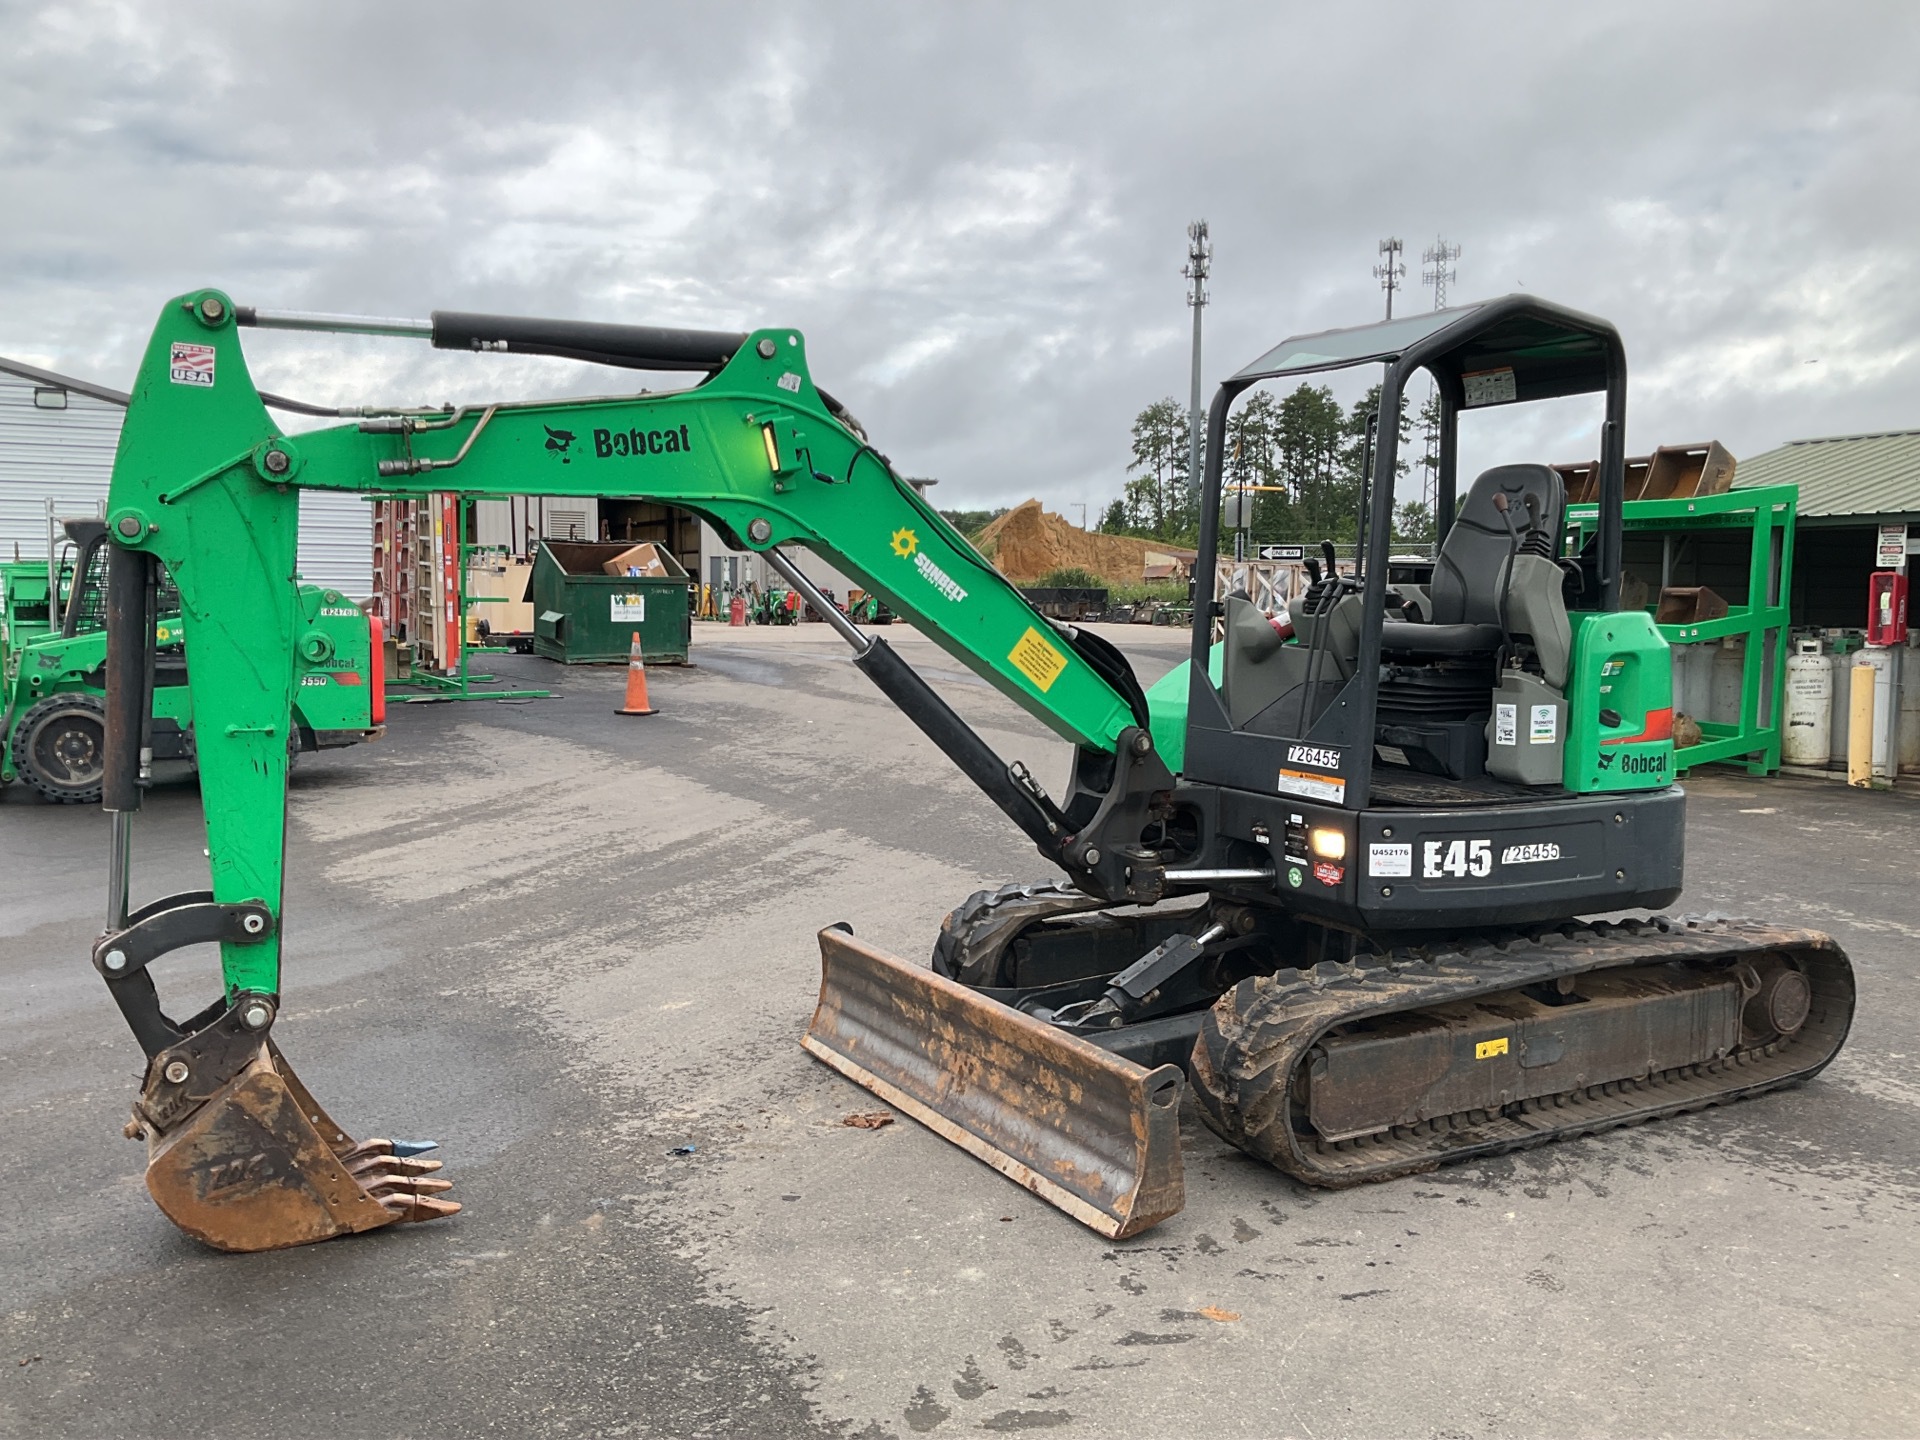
1374;237;1405;320
1183;220;1211;529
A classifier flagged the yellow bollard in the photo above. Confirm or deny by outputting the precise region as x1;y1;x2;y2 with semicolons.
1849;663;1876;787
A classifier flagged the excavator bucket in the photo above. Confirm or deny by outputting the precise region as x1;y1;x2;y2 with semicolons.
135;1041;459;1253
801;928;1185;1238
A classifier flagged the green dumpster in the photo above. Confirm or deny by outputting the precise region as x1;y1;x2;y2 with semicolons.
530;540;693;665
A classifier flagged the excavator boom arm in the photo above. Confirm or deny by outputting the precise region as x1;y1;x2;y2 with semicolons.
103;289;1154;1005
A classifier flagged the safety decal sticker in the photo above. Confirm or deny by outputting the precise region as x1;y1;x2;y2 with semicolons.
1368;842;1412;878
169;342;216;387
1494;702;1517;746
1461;366;1516;407
1475;1037;1510;1060
1008;627;1068;692
1277;768;1345;804
777;372;802;393
1530;704;1558;744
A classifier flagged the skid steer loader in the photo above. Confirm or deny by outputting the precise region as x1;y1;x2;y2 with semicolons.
87;289;1850;1250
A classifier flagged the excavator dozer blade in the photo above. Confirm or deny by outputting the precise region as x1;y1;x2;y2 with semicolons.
802;928;1185;1239
137;1041;459;1253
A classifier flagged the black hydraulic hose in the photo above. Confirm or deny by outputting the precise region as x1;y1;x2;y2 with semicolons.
102;541;150;814
852;637;1067;857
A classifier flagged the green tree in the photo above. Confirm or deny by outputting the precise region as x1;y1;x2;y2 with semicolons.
1096;497;1133;535
1122;397;1199;541
938;507;1007;539
1394;499;1436;547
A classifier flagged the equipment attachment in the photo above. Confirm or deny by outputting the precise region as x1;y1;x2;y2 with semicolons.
135;1029;457;1253
802;927;1185;1239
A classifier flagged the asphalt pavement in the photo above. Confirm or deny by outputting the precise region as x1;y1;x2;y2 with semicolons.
3;622;1917;1438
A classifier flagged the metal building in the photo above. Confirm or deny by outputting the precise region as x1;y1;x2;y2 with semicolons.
1735;430;1920;626
0;356;374;595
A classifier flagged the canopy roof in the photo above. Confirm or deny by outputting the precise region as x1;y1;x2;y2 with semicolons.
1230;295;1619;408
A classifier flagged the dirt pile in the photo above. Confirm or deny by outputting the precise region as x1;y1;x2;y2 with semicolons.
975;500;1189;585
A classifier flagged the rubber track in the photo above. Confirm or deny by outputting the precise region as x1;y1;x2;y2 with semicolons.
1189;915;1855;1187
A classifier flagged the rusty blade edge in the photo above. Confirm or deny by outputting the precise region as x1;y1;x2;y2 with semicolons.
800;1033;1147;1240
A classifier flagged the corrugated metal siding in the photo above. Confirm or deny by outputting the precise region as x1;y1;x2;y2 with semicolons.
0;374;121;558
295;490;374;598
0;365;372;596
1735;430;1920;520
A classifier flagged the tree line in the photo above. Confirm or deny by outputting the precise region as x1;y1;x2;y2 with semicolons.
1100;384;1437;549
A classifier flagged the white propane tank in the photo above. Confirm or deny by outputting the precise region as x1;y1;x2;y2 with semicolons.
1679;642;1716;727
1854;645;1898;780
1830;645;1857;765
1710;636;1747;727
1783;637;1831;765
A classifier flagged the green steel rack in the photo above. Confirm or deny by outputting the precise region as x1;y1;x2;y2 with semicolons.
1567;483;1797;776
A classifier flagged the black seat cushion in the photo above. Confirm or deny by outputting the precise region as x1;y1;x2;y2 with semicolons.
1380;620;1503;654
1430;464;1565;627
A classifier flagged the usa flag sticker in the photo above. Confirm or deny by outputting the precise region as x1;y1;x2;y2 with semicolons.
169;342;216;387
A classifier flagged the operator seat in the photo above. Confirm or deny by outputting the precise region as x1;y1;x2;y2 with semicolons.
1380;463;1565;662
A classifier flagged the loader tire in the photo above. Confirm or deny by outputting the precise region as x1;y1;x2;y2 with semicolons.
13;693;108;804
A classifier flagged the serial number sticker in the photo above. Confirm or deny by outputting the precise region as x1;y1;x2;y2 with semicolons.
1277;768;1346;804
1494;702;1517;747
1008;627;1068;692
1462;366;1516;406
1475;1037;1510;1060
169;342;216;387
1368;842;1412;878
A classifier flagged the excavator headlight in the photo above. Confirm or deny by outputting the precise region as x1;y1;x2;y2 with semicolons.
761;421;783;473
1309;827;1347;861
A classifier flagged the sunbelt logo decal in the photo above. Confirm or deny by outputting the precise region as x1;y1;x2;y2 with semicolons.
891;528;966;602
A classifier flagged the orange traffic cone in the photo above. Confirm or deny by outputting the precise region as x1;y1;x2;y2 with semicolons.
616;632;658;716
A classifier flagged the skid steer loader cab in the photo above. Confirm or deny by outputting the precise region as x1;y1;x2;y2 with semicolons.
1175;296;1683;934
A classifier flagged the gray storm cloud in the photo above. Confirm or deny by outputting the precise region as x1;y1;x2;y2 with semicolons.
5;0;1917;509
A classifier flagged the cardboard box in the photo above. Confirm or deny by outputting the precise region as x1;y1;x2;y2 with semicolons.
602;542;670;579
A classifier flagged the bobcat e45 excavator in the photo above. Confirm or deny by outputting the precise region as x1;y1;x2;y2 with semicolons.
90;288;1853;1251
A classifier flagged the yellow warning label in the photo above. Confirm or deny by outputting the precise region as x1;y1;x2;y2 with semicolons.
1008;627;1069;692
1475;1037;1510;1060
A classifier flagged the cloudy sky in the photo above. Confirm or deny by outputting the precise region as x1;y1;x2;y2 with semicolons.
6;1;1918;514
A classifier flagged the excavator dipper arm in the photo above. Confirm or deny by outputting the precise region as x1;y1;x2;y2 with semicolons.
96;290;1183;1249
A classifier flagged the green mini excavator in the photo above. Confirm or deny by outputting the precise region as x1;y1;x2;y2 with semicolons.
91;289;1852;1251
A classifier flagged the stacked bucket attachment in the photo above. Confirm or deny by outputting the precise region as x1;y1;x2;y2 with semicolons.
803;911;1854;1237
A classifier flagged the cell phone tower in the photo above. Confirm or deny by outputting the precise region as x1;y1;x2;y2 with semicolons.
1422;238;1461;311
1374;237;1405;319
1183;220;1212;511
1418;239;1462;517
